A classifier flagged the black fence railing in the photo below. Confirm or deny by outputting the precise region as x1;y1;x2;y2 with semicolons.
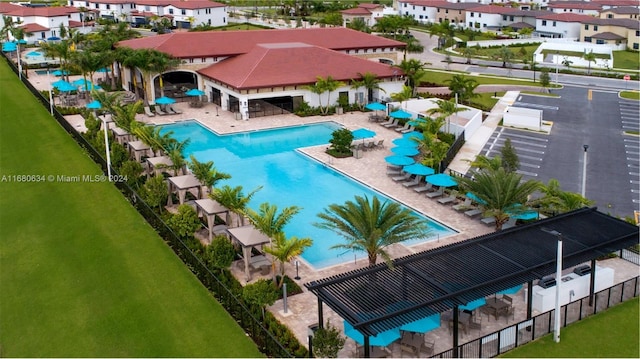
432;276;639;358
440;130;465;173
2;54;292;357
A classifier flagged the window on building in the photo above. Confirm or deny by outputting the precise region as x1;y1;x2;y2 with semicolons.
584;36;592;42
169;8;173;14
510;16;514;21
445;9;449;13
636;30;640;36
419;15;424;19
542;20;547;25
470;12;474;17
437;8;440;12
585;24;589;30
181;9;186;15
503;15;507;20
552;21;556;26
633;43;639;50
412;5;415;10
145;6;149;10
94;3;98;8
469;21;473;26
423;6;426;10
596;39;604;44
403;2;407;7
479;13;482;17
483;23;486;27
594;25;598;30
607;14;613;18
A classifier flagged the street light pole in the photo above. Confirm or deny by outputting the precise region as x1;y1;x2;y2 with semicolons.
581;145;589;198
103;116;112;181
553;231;563;343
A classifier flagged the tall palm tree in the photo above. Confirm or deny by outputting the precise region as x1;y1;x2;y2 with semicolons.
264;232;312;288
466;154;503;172
445;74;478;105
41;40;73;81
583;51;597;75
356;72;385;105
536;179;594;216
148;51;180;97
426;99;465;134
394;59;427;96
429;20;456;50
210;185;262;227
305;76;345;115
187;155;231;199
390;85;413;108
111;100;142;131
315;195;430;267
244;203;301;238
458;168;542;230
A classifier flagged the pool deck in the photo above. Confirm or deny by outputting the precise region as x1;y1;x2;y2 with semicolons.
36;69;639;357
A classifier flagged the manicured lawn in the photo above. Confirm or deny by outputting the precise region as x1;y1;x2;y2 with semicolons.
502;298;640;358
613;50;640;71
421;69;550;87
620;90;640;101
0;61;263;357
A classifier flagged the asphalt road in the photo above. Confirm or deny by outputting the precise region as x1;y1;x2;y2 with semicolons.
483;87;640;218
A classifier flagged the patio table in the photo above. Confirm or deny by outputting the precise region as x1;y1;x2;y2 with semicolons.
482;297;510;321
441;310;471;334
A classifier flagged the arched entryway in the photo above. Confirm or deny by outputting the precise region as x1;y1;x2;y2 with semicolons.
154;71;199;102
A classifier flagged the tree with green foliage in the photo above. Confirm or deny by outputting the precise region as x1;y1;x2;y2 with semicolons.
429;20;455;49
466;154;503;171
210;185;262;227
494;46;515;68
119;160;144;189
350;72;385;107
242;279;279;319
306;76;345;115
167;204;201;239
458;167;542;230
140;175;168;214
535;179;594;216
374;15;413;39
426;99;465;134
327;128;354;157
319;12;343;27
462;47;476;65
446;74;479;105
583;51;597;75
188;155;231;198
112;100;143;132
390;85;414;108
264;232;312;288
312;320;346;358
347;17;369;33
539;67;551;90
394;59;427;96
245;202;301;239
315;195;430;267
500;138;520;173
204;235;236;269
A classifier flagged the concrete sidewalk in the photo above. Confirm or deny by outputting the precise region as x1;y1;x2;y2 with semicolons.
447;91;520;176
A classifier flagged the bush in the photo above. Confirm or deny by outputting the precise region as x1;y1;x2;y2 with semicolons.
119;160;144;189
327;128;353;157
166;204;201;239
312;320;346;358
205;235;236;268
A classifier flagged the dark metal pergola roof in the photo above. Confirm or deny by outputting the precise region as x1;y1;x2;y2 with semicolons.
305;207;639;337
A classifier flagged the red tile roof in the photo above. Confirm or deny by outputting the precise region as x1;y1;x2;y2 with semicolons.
197;42;399;90
341;8;373;15
548;3;603;10
0;2;24;14
537;13;596;22
117;28;406;58
68;20;84;28
467;5;520;15
358;3;384;9
5;5;79;17
137;0;225;9
20;23;49;32
591;31;626;39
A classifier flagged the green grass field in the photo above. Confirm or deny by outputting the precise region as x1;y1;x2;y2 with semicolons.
0;60;263;357
613;50;640;71
421;69;548;87
621;90;640;101
502;298;640;358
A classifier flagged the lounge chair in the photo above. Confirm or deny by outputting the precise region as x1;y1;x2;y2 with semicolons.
452;198;472;212
383;119;399;128
387;169;402;176
438;193;457;205
426;189;444;199
154;106;167;116
392;172;412;182
395;122;411;133
400;125;415;134
465;208;483;218
144;106;156;117
379;117;395;126
502;217;517;230
402;175;423;188
169;104;182;114
374;139;385;150
363;141;376;151
165;105;177;114
481;216;496;226
414;182;433;193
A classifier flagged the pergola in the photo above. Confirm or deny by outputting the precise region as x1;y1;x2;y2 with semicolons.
305;207;639;357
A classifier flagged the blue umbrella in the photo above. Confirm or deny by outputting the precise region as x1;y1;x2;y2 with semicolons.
498;284;523;295
403;163;435;176
52;79;73;88
79;84;102;91
351;128;376;140
385;155;414;166
2;42;17;52
391;146;420;156
72;78;91;86
365;102;386;111
52;69;69;76
26;51;42;57
408;118;428;126
392;138;419;147
389;110;412;119
56;83;78;92
343;320;401;347
403;131;424;140
155;96;176;105
460;298;486;311
86;100;102;109
16;39;27;44
47;36;61;41
507;205;538;220
466;192;487;205
185;88;205;96
401;313;441;334
426;173;457;187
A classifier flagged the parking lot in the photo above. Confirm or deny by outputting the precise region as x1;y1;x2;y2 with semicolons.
480;87;639;218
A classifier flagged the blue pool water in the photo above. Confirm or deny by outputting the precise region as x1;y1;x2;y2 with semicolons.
162;120;457;269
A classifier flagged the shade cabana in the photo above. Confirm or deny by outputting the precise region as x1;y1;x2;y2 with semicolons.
194;198;230;242
167;174;201;205
126;140;151;162
305;207;639;357
227;225;272;281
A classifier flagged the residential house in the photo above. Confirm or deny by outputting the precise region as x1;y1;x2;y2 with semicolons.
116;28;407;120
0;4;90;43
535;12;595;37
465;5;521;30
600;6;640;19
341;3;386;27
548;1;603;16
581;17;640;49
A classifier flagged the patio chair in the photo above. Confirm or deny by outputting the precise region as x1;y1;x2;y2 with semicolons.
503;295;513;307
383;119;399;129
169;104;182;114
363;141;376;151
423;340;435;356
452;198;472;212
465;208;483;218
165;105;177;114
154;106;167;116
374;139;385;150
392;172;412;182
387;168;402;176
380;117;395;126
399;331;423;357
480;216;496;226
426;189;444;199
502;217;518;230
395;122;411;133
400;125;415;134
402;175;423;188
468;317;482;333
144;106;156;117
438;193;457;205
414;182;433;193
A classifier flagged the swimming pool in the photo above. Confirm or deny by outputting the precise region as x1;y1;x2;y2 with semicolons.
162;120;457;269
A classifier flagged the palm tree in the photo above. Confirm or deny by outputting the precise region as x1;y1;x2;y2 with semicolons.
210;185;262;227
244;202;301;238
188;155;231;198
457;168;542;230
390;85;413;108
394;59;427;96
306;76;345;115
583;51;597;75
494;46;515;68
462;47;476;65
429;20;455;50
445;74;478;105
111;100;143;131
315;195;430;267
536;179;594;216
41;40;73;81
350;72;385;107
70;49;110;93
426;99;465;134
264;232;312;288
466;154;503;171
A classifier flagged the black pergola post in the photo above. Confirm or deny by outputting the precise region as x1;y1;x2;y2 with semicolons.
588;259;596;306
453;305;459;357
527;280;533;319
364;336;370;358
317;298;324;329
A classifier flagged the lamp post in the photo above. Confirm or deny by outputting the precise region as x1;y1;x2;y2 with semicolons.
555;51;559;84
532;54;536;83
550;230;563;343
581;145;589;198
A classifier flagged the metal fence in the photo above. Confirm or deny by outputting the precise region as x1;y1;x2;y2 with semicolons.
2;54;292;357
433;276;639;358
440;130;465;173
